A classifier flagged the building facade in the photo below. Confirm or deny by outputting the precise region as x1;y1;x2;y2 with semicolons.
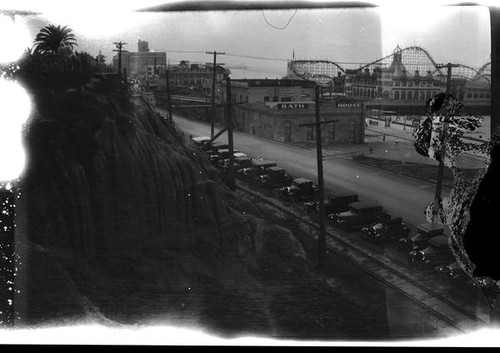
221;79;365;144
345;46;444;102
343;46;490;114
167;60;230;97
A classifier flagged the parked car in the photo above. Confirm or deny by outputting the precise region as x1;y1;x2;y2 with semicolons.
408;235;454;266
398;222;445;252
237;159;277;180
191;136;211;146
258;166;293;188
216;152;246;170
435;261;463;278
328;201;390;232
217;148;240;160
360;216;411;244
305;192;359;215
277;178;318;202
208;153;221;166
202;141;229;154
234;156;254;171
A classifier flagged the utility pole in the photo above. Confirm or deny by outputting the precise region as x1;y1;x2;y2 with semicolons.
299;86;339;269
113;41;127;77
226;76;236;191
206;51;225;138
432;63;459;223
165;69;173;123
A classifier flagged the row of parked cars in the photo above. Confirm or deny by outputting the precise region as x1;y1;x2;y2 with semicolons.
192;136;460;279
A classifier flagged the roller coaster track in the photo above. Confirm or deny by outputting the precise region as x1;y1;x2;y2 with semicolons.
288;45;491;87
287;60;346;86
237;183;489;334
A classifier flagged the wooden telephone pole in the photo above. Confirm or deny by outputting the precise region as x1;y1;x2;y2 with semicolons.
299;86;339;269
206;51;225;138
165;69;173;123
225;77;236;191
113;41;127;77
433;63;459;223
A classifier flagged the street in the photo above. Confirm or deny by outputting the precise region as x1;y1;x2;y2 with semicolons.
170;112;453;230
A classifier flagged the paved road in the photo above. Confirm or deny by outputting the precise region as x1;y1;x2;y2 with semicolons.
171;113;453;230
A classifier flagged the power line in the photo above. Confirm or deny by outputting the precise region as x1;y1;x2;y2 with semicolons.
166;50;206;54
225;53;288;62
166;50;372;67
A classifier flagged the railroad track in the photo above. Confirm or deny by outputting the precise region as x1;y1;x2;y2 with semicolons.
237;183;488;335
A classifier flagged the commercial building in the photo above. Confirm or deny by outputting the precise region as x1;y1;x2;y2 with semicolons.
343;45;490;114
167;60;230;97
345;46;444;102
221;79;365;144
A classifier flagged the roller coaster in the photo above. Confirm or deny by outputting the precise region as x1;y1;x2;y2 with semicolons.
287;45;490;87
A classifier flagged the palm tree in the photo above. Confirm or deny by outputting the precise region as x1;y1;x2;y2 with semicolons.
33;24;77;55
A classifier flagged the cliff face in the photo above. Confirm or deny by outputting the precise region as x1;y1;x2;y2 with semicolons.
20;73;249;260
12;72;306;328
10;73;382;340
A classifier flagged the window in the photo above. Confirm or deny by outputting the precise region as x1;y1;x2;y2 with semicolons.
349;121;356;142
281;96;292;102
272;96;278;102
394;91;400;100
401;91;406;100
264;96;270;102
307;126;315;141
328;123;336;141
407;91;413;100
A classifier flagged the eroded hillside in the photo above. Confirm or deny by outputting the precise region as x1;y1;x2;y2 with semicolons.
9;71;384;339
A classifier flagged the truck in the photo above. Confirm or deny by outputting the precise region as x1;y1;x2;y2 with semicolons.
305;192;359;216
277;178;318;202
397;222;445;252
237;159;277;181
328;201;390;232
258;166;293;189
360;216;411;244
408;235;454;267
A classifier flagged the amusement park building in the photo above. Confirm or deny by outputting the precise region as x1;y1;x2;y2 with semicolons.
221;79;366;144
287;45;491;115
345;46;491;114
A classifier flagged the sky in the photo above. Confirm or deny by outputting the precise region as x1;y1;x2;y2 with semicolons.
0;0;493;79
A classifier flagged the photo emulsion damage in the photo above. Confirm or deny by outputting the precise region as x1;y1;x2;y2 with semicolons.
0;0;499;346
